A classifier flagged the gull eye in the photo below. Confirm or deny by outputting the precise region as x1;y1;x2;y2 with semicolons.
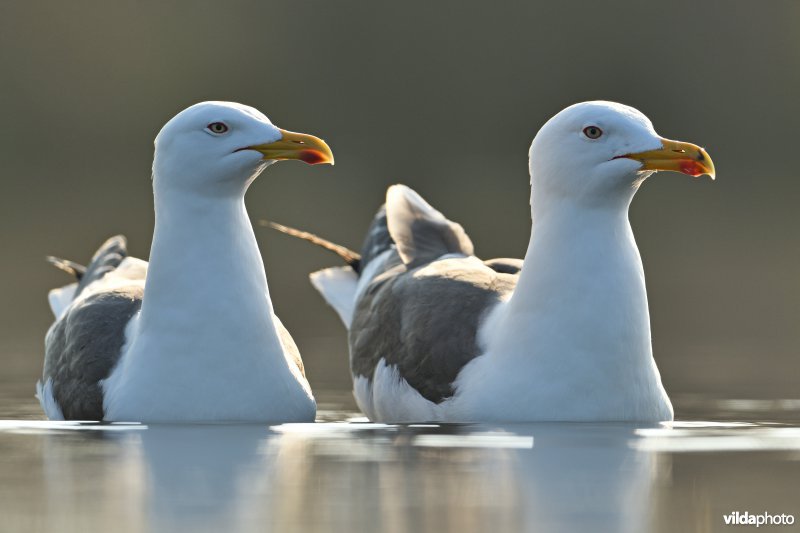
207;122;229;134
582;126;603;139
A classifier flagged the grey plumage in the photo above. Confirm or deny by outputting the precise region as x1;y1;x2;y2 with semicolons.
74;235;128;297
483;258;524;275
350;256;516;403
43;236;143;420
385;185;474;268
349;187;516;402
275;184;522;405
357;206;393;273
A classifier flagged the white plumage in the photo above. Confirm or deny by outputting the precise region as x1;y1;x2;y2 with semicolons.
310;101;714;422
40;101;333;423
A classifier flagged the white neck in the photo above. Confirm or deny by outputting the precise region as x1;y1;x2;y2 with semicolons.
101;177;317;422
505;194;651;363
467;190;671;420
516;192;639;301
138;185;281;351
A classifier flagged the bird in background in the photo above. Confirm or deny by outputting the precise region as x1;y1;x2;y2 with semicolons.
39;101;334;423
273;101;715;423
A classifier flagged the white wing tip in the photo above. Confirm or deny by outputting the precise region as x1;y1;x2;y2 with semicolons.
310;267;358;329
48;283;78;319
387;184;440;217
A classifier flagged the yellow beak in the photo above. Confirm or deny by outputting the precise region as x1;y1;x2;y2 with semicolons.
617;138;715;180
245;129;334;165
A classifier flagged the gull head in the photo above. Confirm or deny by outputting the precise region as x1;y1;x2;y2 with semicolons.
528;101;714;208
153;101;333;196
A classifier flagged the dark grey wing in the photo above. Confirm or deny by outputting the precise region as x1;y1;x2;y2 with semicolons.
42;235;142;420
44;288;142;419
484;257;524;275
348;185;513;403
349;258;517;404
358;206;393;274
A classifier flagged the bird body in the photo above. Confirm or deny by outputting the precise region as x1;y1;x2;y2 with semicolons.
39;101;333;422
298;101;714;423
452;199;668;422
102;193;312;423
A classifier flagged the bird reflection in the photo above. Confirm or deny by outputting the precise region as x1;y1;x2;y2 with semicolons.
260;422;666;533
140;425;271;532
514;423;663;533
34;421;667;533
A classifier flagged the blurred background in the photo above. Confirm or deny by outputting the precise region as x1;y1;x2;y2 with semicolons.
0;0;797;412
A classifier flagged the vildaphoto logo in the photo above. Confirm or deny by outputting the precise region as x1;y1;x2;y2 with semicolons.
723;511;795;527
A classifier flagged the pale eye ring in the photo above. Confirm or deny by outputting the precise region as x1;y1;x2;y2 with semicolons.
207;122;229;134
582;126;603;139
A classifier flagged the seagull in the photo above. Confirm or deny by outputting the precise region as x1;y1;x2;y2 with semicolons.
38;101;334;423
274;101;714;422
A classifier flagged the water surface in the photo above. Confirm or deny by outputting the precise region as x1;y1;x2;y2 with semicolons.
1;391;798;533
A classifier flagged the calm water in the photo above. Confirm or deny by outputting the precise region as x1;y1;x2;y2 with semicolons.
1;384;799;532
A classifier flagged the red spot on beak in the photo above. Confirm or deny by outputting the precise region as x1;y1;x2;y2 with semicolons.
679;160;705;177
298;149;327;165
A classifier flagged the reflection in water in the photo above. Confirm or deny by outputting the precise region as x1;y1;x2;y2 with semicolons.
37;425;145;533
0;417;798;532
141;425;272;533
637;422;800;452
257;422;663;533
267;423;527;532
515;424;661;533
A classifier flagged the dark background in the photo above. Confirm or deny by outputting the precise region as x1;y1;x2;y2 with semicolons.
1;1;797;406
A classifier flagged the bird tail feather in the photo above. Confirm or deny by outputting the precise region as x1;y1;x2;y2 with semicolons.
263;221;361;270
266;221;361;328
46;256;86;280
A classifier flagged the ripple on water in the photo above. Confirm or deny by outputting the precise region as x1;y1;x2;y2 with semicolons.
0;399;799;533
